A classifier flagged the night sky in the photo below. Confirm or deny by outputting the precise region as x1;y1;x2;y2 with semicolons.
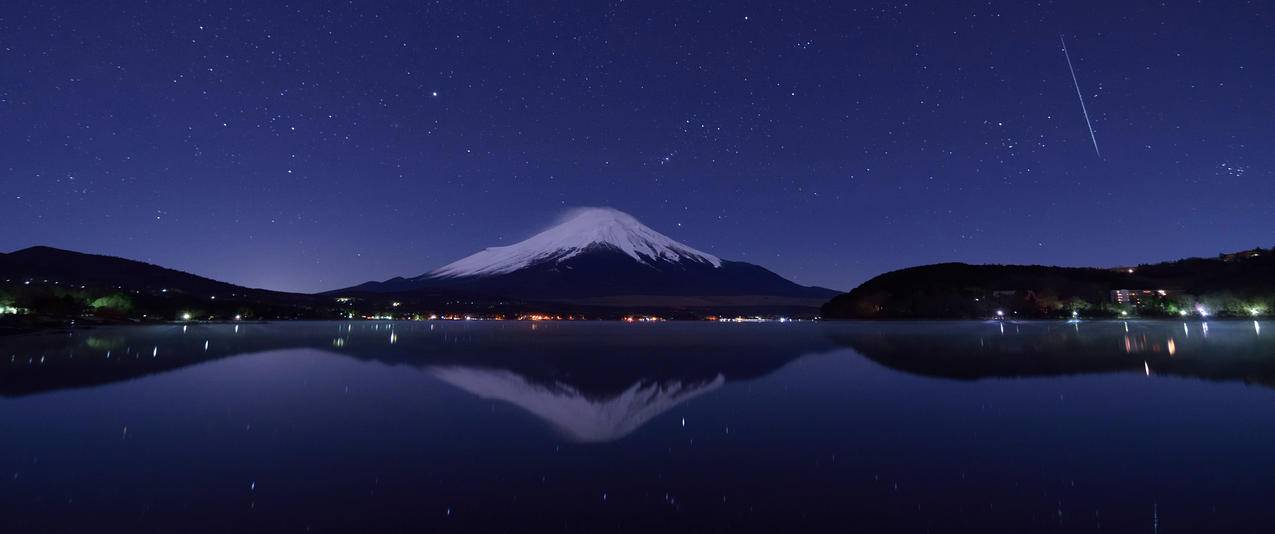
2;1;1271;293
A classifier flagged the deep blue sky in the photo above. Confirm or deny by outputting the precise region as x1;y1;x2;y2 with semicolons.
2;1;1272;293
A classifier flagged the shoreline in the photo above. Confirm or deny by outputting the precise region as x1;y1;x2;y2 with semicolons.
4;316;1268;338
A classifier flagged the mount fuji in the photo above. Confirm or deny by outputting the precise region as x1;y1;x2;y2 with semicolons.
334;208;837;308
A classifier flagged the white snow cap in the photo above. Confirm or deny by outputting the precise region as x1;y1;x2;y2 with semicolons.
427;207;722;278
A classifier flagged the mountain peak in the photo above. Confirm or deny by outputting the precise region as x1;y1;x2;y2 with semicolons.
427;207;722;279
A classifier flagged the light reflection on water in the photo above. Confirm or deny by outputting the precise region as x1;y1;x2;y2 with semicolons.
2;320;1275;532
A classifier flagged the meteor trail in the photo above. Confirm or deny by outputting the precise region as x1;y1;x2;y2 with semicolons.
1060;34;1101;158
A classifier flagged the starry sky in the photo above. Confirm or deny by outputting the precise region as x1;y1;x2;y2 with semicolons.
2;1;1272;293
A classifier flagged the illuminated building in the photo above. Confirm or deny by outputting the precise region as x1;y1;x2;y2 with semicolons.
1110;289;1178;306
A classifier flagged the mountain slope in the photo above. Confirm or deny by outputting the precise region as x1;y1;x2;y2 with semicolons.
334;208;837;304
0;246;327;320
0;246;273;296
431;207;721;278
821;247;1275;319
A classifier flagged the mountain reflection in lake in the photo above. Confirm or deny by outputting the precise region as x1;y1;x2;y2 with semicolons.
3;320;1275;532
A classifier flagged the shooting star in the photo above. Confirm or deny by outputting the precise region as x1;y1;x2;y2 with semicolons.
1060;34;1101;158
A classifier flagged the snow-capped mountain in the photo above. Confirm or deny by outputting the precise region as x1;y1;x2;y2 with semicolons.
335;207;837;306
429;208;721;278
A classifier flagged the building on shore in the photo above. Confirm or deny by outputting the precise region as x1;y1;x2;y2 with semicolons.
1219;248;1267;262
1110;289;1179;307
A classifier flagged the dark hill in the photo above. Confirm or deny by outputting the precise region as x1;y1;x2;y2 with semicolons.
0;246;329;324
822;247;1275;319
0;246;277;297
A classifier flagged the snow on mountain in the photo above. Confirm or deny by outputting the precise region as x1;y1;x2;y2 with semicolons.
426;207;722;279
329;206;838;302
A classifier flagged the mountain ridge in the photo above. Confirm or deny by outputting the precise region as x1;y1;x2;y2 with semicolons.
426;207;722;279
821;248;1275;319
0;245;289;297
331;208;837;304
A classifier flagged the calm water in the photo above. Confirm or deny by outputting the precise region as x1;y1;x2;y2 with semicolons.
3;320;1275;532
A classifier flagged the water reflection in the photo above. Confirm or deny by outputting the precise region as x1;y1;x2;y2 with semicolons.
431;366;723;442
828;320;1275;387
6;320;1275;441
5;321;1275;532
1;322;831;441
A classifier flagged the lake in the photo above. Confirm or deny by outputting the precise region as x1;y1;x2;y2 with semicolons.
3;320;1274;532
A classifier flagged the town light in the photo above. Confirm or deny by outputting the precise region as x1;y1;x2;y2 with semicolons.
181;312;192;321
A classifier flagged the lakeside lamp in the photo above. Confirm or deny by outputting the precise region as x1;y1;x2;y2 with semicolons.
1072;310;1079;318
995;310;1004;317
1120;311;1128;317
181;312;192;321
1251;308;1262;316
